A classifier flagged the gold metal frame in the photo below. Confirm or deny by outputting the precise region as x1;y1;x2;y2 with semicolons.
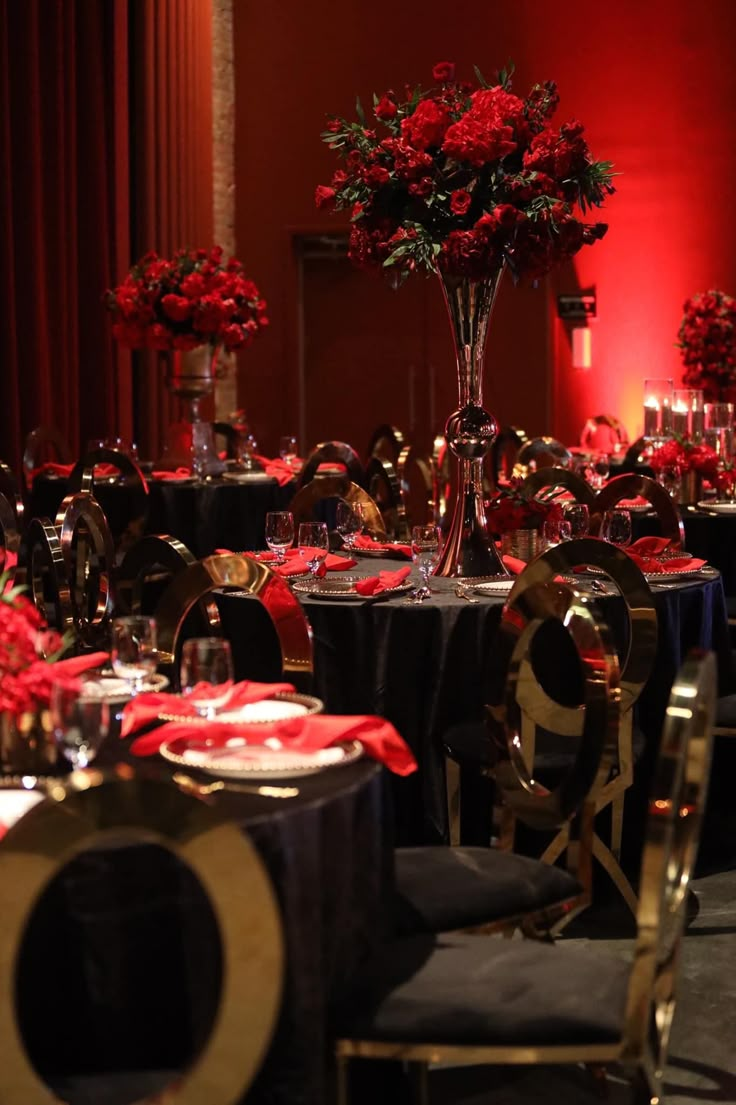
298;440;365;488
397;444;435;530
0;765;284;1104
153;552;314;682
117;533;198;615
519;466;597;508
488;424;529;491
591;473;685;546
366;423;406;466
22;426;72;490
288;476;386;538
516;436;572;473
336;651;716;1105
21;516;73;633
366;455;409;540
0;491;22;586
56;492;115;647
67;447;150;550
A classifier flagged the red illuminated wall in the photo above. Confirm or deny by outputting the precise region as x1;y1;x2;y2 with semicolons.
233;0;736;455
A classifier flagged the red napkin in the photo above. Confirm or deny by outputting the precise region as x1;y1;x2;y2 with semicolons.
253;455;299;487
502;555;565;583
618;496;648;507
150;467;192;481
132;711;417;776
628;536;675;556
215;548;357;576
30;462;121;481
352;535;412;558
122;679;297;753
354;566;412;596
626;552;706;574
317;461;348;474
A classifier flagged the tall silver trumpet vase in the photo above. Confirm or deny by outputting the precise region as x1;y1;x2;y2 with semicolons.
434;269;508;578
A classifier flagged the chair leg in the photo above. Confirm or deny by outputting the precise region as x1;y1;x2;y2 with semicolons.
336;1054;350;1105
610;793;624;862
445;755;461;846
592;834;638;916
408;1060;430;1105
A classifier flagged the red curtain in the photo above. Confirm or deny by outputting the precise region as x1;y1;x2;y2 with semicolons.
0;0;214;472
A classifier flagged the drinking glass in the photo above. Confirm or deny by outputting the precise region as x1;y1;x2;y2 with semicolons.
543;517;572;546
656;463;681;499
297;521;329;575
410;524;441;600
111;616;158;693
590;454;610;490
563;502;590;539
279;435;299;464
180;637;234;715
600;508;632;547
264;511;294;563
335;500;365;550
50;686;110;770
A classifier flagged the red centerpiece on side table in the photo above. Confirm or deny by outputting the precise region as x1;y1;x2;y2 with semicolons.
317;60;614;576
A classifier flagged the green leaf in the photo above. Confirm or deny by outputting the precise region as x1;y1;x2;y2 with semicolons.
473;65;490;88
355;96;365;124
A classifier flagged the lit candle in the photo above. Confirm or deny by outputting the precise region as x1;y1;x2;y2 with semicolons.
672;401;688;437
644;399;659;437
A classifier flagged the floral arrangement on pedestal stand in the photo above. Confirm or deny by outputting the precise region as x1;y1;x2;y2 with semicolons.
105;247;268;478
317;60;614;576
677;290;736;401
0;578;106;774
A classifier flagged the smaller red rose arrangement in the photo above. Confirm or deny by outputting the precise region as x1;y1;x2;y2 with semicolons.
106;246;268;353
677;289;736;400
0;580;104;717
649;435;719;481
487;488;560;535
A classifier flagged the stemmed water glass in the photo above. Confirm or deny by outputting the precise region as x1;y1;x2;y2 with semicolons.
50;686;110;770
297;521;329;575
600;508;632;548
335;501;365;550
542;517;572;547
111;616;158;695
410;524;441;601
279;435;299;465
180;637;234;716
265;510;295;564
563;503;590;539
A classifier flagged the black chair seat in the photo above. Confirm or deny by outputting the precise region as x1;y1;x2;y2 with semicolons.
341;932;629;1047
393;847;581;936
715;694;736;729
726;595;736;622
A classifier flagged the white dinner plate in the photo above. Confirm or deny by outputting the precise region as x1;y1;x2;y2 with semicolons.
157;692;323;727
471;579;516;596
159;736;363;779
697;500;736;515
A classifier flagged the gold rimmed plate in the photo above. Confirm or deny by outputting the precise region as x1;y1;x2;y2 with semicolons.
291;576;412;601
696;500;736;515
157;691;324;727
159;735;363;779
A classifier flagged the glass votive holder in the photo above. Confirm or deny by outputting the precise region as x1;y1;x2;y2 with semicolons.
643;378;674;438
672;389;704;440
705;402;735;457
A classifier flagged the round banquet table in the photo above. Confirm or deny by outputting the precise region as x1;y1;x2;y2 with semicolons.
634;504;736;596
16;756;390;1105
214;556;735;848
27;472;296;557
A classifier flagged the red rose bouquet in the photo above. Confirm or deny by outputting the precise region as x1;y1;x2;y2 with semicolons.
677;290;736;400
105;246;268;353
0;580;105;717
649;435;719;480
316;61;614;283
487;488;560;535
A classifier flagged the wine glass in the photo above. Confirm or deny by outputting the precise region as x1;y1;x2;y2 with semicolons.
563;502;590;539
590;454;610;490
543;517;572;547
111;616;158;694
297;521;329;575
656;463;681;500
50;686;110;770
600;508;632;547
265;511;294;563
335;500;365;550
279;435;299;465
410;524;441;600
180;637;234;716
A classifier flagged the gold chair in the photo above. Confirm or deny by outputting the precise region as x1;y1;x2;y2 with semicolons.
397;444;435;529
116;533;198;615
488;424;529;490
366;454;409;539
18;516;73;634
591;473;685;546
519;465;597;508
0;459;24;584
298;440;365;488
55;491;115;648
516;436;572;474
336;649;716;1105
366;423;406;466
22;425;72;491
289;475;386;539
396;581;620;939
67;446;150;552
0;766;284;1105
152;552;314;688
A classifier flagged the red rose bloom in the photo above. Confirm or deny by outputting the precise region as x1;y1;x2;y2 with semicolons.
401;100;450;151
363;165;391;188
375;94;397;121
432;61;456;82
161;294;193;322
315;185;337;210
450;189;472;216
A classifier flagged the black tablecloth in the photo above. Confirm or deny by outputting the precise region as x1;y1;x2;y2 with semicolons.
634;506;736;596
216;558;734;847
28;473;296;557
18;757;390;1105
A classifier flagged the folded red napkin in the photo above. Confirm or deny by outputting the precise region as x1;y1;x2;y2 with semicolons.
31;462;121;481
131;711;417;776
626;552;706;574
502;554;565;582
215;548;357;576
317;461;348;473
150;467;192;481
122;679;297;754
253;455;299;487
355;566;412;596
352;535;412;558
618;496;648;508
628;536;676;556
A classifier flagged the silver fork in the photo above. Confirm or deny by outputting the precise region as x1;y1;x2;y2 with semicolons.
455;583;479;603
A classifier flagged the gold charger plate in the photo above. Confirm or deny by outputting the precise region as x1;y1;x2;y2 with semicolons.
291;576;412;601
159;736;363;779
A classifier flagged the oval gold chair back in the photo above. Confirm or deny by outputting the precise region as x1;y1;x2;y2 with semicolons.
289;476;386;540
591;472;685;546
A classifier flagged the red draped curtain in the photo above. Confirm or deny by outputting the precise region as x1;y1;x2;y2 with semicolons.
0;0;213;472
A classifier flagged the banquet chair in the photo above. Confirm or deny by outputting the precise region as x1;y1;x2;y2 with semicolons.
152;552;314;690
516;436;572;474
393;581;620;939
366;423;406;466
22;425;72;491
117;533;199;616
590;473;685;546
335;650;716;1105
67;446;150;554
212;420;240;459
0;460;24;582
289;475;386;539
54;490;115;647
519;465;597;508
299;440;365;488
397;444;435;529
488;424;529;489
0;766;284;1105
17;515;73;633
366;454;410;539
446;538;658;917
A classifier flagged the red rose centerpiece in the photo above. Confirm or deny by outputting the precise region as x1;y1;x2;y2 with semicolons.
317;62;614;576
649;434;720;505
677;290;736;401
